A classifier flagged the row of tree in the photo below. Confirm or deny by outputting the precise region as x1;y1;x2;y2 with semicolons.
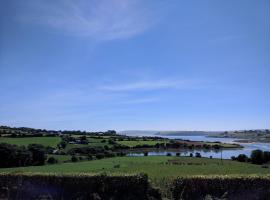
0;125;117;137
231;149;270;165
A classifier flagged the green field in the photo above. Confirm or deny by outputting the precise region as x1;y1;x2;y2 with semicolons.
1;156;269;180
117;140;166;147
0;136;61;147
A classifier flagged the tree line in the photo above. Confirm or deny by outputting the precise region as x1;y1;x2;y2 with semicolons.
0;143;47;167
232;149;270;165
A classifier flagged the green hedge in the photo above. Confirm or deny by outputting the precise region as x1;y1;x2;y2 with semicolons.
171;176;270;200
0;173;161;200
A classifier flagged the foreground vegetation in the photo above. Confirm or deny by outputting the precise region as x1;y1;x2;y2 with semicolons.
1;156;269;199
0;173;160;200
1;156;269;181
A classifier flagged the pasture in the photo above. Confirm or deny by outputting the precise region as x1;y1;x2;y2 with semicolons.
1;156;269;180
117;140;166;147
0;136;61;147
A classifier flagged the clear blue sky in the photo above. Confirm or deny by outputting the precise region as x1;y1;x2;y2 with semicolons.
0;0;269;131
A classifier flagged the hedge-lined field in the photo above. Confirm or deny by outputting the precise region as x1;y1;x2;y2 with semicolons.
1;156;269;180
0;173;161;200
171;176;270;200
0;136;61;147
117;140;166;147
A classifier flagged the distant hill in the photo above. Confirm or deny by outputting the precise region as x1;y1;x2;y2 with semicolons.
119;130;221;136
118;130;159;136
155;131;220;136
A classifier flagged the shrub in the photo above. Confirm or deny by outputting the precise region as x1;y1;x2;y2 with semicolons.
87;154;93;160
108;139;116;145
167;153;172;156
0;174;161;200
251;149;264;164
96;153;105;159
189;153;193;157
144;152;148;156
47;157;58;164
176;152;181;156
71;155;78;162
195;152;201;158
171;176;270;200
236;154;248;162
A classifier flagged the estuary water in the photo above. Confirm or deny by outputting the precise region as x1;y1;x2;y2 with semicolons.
127;135;270;159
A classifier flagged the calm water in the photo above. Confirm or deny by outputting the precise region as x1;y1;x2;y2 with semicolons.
127;135;270;159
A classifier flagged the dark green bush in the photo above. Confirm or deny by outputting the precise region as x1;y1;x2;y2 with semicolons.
47;157;58;164
71;155;78;162
236;154;248;162
251;150;264;164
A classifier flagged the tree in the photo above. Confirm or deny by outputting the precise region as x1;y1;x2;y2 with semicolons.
16;147;32;166
47;157;58;164
0;143;17;167
251;149;264;164
0;143;33;167
263;151;270;163
236;154;248;162
28;144;47;165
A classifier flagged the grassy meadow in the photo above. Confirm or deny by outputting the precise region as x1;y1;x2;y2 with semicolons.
0;136;61;147
1;156;269;180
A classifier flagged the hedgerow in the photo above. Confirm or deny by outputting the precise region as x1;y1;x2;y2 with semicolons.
0;173;161;200
171;175;270;200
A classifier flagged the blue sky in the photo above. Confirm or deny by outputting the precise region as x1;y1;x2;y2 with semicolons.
0;0;269;131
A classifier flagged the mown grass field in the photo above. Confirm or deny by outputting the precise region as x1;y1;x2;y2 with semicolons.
0;136;61;147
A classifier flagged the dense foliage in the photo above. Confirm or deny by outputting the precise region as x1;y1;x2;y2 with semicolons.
232;149;270;165
0;173;161;200
171;176;270;200
0;143;46;167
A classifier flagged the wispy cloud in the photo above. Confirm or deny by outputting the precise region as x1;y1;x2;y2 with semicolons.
209;35;245;45
18;0;158;40
99;79;205;92
119;97;158;104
